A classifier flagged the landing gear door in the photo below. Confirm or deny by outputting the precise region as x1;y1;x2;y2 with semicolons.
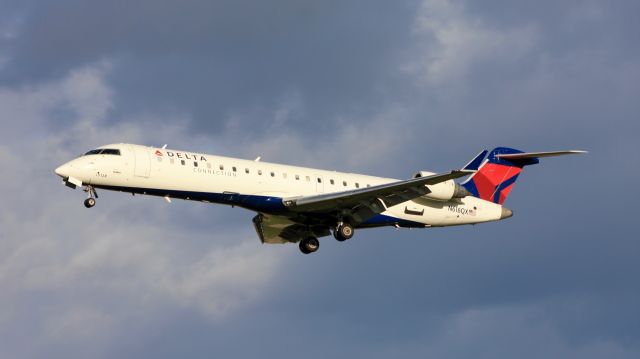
134;147;151;178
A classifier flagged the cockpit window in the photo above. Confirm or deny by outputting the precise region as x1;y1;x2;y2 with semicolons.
100;149;121;155
84;148;121;156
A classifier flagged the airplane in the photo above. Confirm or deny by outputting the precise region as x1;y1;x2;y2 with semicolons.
54;144;585;254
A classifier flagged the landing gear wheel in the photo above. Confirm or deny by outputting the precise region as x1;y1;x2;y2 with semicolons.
334;223;354;242
84;198;96;208
299;237;320;254
83;185;98;208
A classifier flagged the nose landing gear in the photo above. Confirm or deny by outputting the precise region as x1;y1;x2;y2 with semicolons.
83;185;98;208
84;198;96;208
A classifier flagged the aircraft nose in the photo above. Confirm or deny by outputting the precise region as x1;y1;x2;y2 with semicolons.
54;163;71;178
500;207;513;219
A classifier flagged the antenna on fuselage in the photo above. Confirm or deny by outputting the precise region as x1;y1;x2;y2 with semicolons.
162;144;167;149
254;156;261;162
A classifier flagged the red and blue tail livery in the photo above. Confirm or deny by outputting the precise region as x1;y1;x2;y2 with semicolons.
462;147;586;204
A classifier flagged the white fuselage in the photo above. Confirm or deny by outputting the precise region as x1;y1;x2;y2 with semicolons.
55;143;505;228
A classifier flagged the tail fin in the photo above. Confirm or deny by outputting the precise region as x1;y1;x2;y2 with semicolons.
461;147;586;204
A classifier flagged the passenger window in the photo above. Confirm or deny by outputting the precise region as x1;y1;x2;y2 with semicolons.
330;179;335;185
270;172;275;177
355;183;359;188
305;176;310;182
343;181;347;186
258;170;262;175
181;160;185;165
295;174;300;180
194;162;198;167
317;178;322;183
367;184;371;187
232;166;237;172
219;164;224;170
245;168;250;174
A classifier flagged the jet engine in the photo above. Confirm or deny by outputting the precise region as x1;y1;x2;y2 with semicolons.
413;171;471;201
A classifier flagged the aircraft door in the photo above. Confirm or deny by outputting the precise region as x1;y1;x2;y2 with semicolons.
133;147;151;178
315;174;324;193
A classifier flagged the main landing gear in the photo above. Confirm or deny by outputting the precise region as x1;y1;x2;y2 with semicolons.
83;185;98;208
334;222;354;242
298;222;355;254
299;237;320;254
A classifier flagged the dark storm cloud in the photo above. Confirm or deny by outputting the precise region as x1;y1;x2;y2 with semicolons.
1;0;639;358
3;0;419;135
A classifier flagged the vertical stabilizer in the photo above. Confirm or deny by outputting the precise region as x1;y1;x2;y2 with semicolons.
462;147;537;204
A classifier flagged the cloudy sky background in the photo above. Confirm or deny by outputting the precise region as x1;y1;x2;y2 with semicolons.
1;0;639;358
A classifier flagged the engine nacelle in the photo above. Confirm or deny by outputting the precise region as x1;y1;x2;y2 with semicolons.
413;171;471;201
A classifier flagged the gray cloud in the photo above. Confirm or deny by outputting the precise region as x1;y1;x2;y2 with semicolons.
1;0;639;358
2;0;419;137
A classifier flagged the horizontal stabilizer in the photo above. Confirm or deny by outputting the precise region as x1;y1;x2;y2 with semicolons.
496;150;587;160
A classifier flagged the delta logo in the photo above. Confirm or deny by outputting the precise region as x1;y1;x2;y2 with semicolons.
155;149;207;161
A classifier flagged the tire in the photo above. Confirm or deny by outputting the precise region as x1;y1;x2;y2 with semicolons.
335;223;354;241
299;244;310;254
299;237;319;254
84;198;96;208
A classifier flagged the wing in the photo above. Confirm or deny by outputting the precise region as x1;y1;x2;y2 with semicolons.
281;150;486;223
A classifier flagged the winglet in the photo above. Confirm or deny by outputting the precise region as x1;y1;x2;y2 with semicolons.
462;150;488;172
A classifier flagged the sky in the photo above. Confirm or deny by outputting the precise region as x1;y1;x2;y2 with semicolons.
0;0;639;358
